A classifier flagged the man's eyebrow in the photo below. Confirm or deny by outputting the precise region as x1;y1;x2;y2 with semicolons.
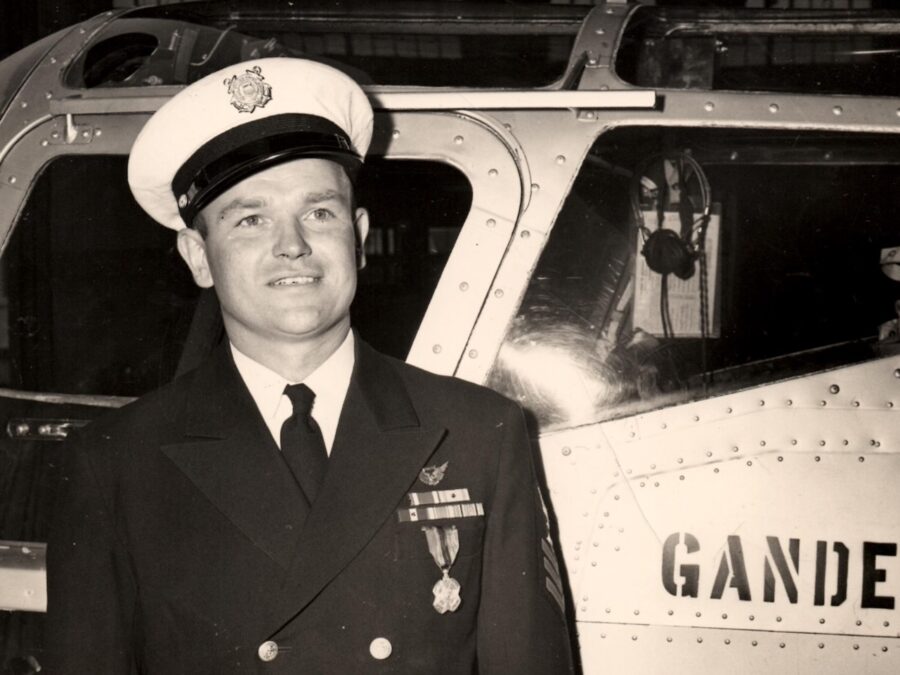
305;189;343;204
215;197;267;221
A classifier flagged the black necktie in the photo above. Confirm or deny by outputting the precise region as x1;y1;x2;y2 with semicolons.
280;383;328;504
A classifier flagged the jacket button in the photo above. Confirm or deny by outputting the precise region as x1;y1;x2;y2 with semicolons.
369;637;392;660
258;640;279;662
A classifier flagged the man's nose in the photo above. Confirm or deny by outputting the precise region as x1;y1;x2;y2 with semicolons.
274;219;311;259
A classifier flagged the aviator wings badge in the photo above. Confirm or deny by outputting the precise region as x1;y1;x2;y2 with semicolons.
224;66;272;113
419;461;449;487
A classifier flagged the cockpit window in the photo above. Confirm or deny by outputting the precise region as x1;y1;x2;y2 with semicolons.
617;6;900;97
488;127;900;432
65;2;585;89
0;156;471;397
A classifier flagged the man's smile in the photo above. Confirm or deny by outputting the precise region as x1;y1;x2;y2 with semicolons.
269;275;321;287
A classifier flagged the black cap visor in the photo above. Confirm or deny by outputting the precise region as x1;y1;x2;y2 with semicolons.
172;113;361;227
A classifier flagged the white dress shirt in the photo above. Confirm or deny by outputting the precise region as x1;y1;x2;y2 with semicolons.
230;332;355;454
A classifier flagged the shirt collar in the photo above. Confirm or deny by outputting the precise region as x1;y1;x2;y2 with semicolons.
230;331;355;425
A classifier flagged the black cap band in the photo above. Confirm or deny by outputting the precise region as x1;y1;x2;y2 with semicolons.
172;113;361;227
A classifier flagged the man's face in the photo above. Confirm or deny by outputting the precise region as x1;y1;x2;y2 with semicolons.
177;158;368;351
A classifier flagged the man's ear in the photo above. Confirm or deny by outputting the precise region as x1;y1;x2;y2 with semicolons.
176;228;214;288
354;207;370;270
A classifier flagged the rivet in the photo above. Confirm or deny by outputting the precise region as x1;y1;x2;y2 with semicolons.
650;463;656;469
856;620;862;626
51;130;60;139
815;456;821;462
95;129;102;137
654;481;660;486
631;635;637;641
468;350;478;359
661;422;667;429
520;230;530;239
458;281;469;292
432;344;442;354
730;151;739;161
40;139;48;147
760;440;766;447
704;101;715;112
752;640;758;646
859;456;865;462
606;607;611;614
819;618;825;624
667;637;673;643
493;289;504;298
852;400;860;407
639;481;645;487
833;106;843;116
776;616;782;622
705;451;712;457
488;168;498;177
453;135;464;144
819;440;826;447
749;615;755;621
667;609;674;616
829;384;840;394
732;446;739;453
20;101;27;109
634;609;640;616
746;460;753;467
614;494;620;500
779;642;785;648
7;176;16;184
392;130;400;139
49;56;57;64
853;644;859;650
713;468;719;473
818;643;825;649
883;646;889;652
722;613;728;619
820;400;827;407
787;399;793;406
555;155;566;165
693;415;700;421
888;402;894;408
894;369;900;378
724;639;731;645
486;218;496;228
561;447;571;457
677;457;683;464
759;399;765;406
614;546;620;551
596;28;605;35
726;407;732;414
679;475;685;480
769;103;780;113
79;27;86;34
587;58;598;66
777;456;783;462
884;621;891;627
82;130;90;138
843;439;849;445
695;612;701;618
790;439;797;445
591;561;597;567
697;637;703;644
531;183;540;192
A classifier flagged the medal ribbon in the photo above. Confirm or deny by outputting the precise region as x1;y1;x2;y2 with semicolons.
422;525;459;572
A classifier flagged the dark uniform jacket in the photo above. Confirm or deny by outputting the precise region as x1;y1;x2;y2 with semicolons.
46;338;573;674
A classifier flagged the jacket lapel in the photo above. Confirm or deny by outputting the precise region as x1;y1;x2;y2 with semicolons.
268;339;446;632
161;344;309;569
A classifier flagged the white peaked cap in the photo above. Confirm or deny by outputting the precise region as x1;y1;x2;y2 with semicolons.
128;57;373;230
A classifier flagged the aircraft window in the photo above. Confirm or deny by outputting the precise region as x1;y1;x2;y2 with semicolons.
0;156;471;397
488;127;900;432
617;7;900;97
65;3;583;89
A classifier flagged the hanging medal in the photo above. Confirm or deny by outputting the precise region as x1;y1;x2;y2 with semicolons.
422;525;462;613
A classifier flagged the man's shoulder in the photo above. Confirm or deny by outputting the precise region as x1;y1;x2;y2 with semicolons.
373;349;519;416
78;365;200;444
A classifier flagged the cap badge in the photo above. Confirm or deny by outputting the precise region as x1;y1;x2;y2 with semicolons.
224;65;272;113
419;461;449;487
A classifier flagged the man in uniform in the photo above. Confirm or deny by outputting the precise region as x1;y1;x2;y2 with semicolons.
46;58;573;674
